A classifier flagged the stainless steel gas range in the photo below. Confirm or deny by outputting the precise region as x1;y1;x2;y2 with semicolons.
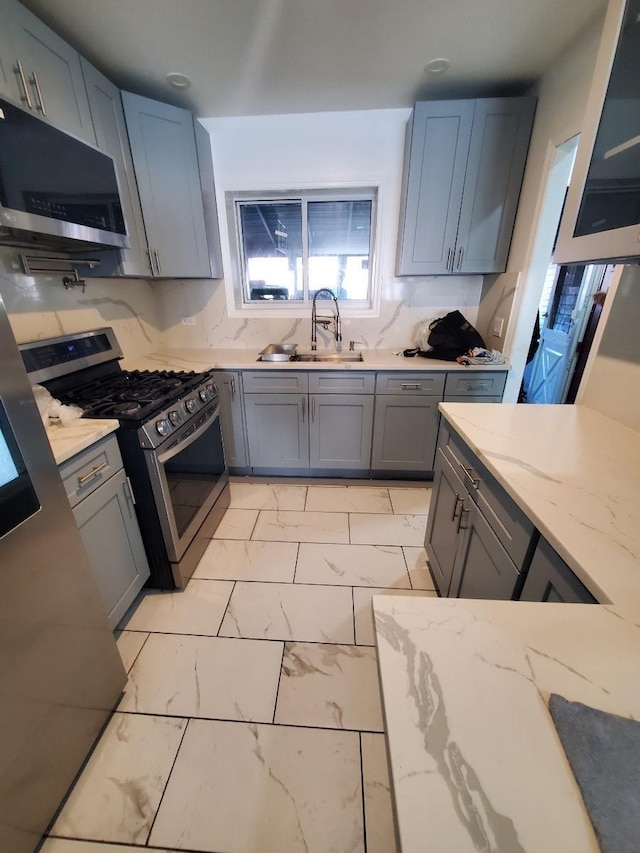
20;327;229;589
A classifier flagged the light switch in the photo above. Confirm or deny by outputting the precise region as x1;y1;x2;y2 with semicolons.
492;317;504;337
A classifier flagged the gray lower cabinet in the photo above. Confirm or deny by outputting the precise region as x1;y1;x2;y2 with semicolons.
213;371;248;469
244;393;309;469
519;537;597;603
59;435;150;629
0;0;96;143
309;393;374;469
372;395;439;472
426;424;536;599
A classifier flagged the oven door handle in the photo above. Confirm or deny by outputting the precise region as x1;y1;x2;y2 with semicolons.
157;405;220;465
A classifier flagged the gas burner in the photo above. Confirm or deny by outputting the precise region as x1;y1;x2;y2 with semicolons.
112;401;143;417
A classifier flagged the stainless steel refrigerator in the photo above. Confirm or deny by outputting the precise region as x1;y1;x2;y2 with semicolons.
0;294;126;851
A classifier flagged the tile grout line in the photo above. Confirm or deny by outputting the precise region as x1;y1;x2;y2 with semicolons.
144;714;192;847
271;641;287;724
216;580;236;636
359;731;369;853
401;545;414;590
292;542;301;584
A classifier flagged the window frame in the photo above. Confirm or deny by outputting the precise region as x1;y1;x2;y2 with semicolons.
225;186;380;317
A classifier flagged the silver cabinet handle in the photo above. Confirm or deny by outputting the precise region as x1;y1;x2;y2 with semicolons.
123;475;136;505
15;61;33;109
401;383;422;390
30;72;46;115
146;248;156;275
154;249;161;275
451;494;461;522
77;461;107;486
457;504;470;532
446;247;453;271
301;397;306;422
460;463;480;488
311;396;316;422
230;375;236;399
456;247;464;270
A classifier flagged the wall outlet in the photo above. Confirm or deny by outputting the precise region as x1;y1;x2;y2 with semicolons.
181;316;196;326
491;317;504;337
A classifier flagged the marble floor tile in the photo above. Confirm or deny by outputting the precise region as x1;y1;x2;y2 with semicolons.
212;508;259;539
193;539;298;583
219;582;354;643
117;633;283;722
149;719;364;853
295;543;410;588
119;580;234;635
353;587;435;646
403;546;437;590
275;642;384;732
361;732;398;853
350;513;427;546
50;713;186;845
114;629;148;672
388;486;432;515
229;482;307;511
252;510;349;544
42;842;173;853
305;485;393;514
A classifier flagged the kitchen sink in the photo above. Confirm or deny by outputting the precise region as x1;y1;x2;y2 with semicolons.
294;352;363;362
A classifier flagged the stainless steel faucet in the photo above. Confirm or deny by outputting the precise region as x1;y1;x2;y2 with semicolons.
311;288;342;351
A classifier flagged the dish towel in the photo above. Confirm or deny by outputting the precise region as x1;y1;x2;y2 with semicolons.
456;347;505;365
549;693;640;853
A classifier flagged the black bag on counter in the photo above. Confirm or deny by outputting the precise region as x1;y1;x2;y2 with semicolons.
419;310;486;361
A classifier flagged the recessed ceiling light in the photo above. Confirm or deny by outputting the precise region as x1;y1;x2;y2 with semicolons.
166;72;192;89
425;58;450;76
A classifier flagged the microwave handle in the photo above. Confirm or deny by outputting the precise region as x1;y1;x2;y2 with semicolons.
157;405;220;465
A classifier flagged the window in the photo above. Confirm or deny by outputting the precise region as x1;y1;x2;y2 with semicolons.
228;188;377;311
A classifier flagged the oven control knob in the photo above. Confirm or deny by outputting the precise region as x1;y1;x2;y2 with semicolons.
184;398;198;414
199;388;210;402
168;410;183;426
156;418;172;437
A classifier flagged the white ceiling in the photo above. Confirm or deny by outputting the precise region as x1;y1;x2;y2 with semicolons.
21;0;606;118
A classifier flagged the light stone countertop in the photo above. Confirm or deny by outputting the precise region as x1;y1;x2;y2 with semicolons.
121;347;510;373
45;419;119;465
374;402;640;852
438;402;640;605
373;594;640;853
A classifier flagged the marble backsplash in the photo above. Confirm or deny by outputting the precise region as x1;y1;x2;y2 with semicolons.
0;248;162;357
154;274;484;352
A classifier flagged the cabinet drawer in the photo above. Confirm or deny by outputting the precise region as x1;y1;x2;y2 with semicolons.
444;371;507;397
442;426;534;568
375;372;445;396
308;372;374;394
59;434;122;508
242;371;308;393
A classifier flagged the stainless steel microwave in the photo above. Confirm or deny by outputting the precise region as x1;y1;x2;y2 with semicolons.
0;95;130;250
555;0;640;264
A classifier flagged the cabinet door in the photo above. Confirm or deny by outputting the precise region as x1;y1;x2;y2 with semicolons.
122;91;211;278
396;99;474;275
309;394;373;470
371;395;439;471
213;371;248;469
424;451;467;596
450;502;520;600
244;393;309;469
519;537;597;603
81;59;151;277
8;0;95;143
456;97;535;274
0;1;17;100
73;469;150;629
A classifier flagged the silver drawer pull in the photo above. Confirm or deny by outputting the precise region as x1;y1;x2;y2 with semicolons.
30;71;46;115
457;505;470;532
460;463;480;488
400;383;422;390
15;61;33;109
123;475;136;505
77;461;108;486
467;383;489;391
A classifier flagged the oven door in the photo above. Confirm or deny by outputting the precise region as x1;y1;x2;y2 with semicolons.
145;400;228;565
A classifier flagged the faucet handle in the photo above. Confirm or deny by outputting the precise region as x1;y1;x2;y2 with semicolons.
349;340;364;351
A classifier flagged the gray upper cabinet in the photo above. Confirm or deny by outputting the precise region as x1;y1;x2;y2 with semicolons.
397;96;535;276
81;59;151;277
1;0;96;143
309;394;374;470
122;91;221;279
